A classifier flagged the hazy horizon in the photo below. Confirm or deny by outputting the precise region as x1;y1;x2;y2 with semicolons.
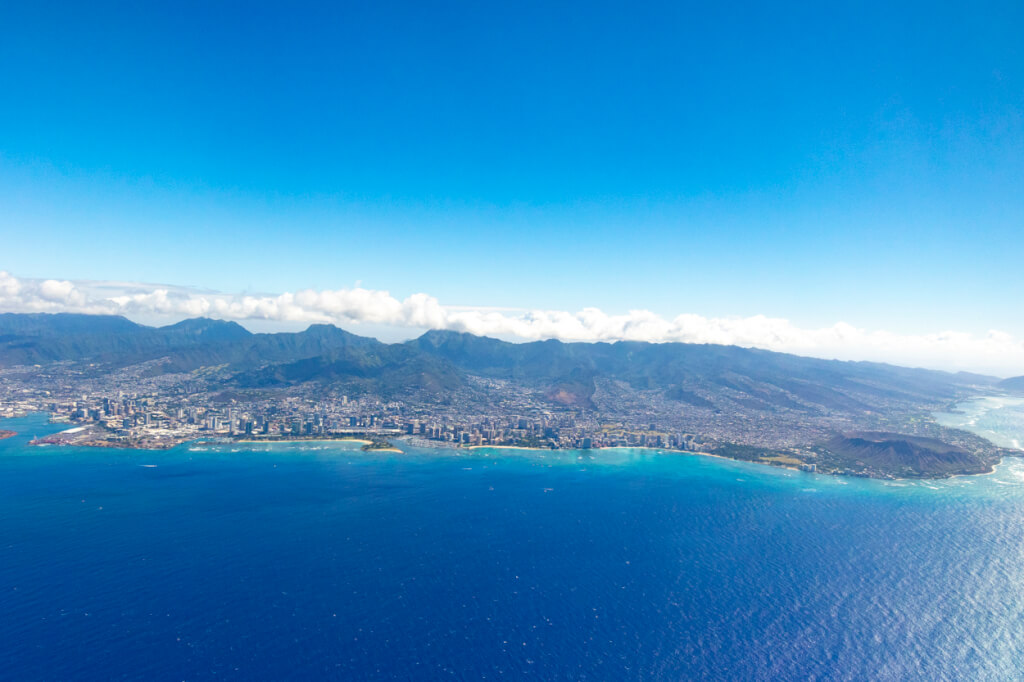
1;271;1021;377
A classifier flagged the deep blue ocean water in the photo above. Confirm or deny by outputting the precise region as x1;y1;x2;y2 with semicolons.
3;411;1024;681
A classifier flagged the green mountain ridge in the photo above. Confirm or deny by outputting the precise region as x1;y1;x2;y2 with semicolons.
0;313;999;411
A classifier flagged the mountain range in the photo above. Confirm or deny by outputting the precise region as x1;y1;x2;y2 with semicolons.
0;312;1002;414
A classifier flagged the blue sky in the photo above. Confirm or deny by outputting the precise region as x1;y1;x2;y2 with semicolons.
1;1;1023;350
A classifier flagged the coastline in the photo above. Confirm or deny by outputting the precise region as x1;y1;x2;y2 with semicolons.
232;438;373;445
6;410;1016;481
456;444;1005;481
468;443;813;475
605;446;814;475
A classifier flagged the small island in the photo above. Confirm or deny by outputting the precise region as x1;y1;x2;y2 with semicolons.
0;429;16;440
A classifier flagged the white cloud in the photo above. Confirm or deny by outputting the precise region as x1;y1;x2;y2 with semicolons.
0;270;1022;376
38;279;86;306
0;271;22;298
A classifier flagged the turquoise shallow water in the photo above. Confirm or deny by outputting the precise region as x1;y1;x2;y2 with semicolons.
3;412;1024;680
934;394;1024;451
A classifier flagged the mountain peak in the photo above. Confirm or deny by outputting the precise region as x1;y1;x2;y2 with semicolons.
303;323;346;334
277;323;381;348
161;317;252;341
413;329;506;349
415;329;469;346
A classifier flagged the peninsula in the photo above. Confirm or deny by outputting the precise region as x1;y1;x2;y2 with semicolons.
1;312;1017;479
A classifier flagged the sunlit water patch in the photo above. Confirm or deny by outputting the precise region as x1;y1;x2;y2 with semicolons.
934;395;1024;451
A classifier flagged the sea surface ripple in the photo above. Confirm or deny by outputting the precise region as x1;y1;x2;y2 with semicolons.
3;411;1024;680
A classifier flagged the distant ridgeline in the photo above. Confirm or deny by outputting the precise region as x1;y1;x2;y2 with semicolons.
0;312;1013;477
0;312;997;405
998;375;1024;392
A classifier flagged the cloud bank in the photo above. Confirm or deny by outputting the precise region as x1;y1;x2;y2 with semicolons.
1;271;1022;376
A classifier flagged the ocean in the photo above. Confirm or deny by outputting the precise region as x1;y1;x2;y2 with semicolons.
934;394;1024;451
3;409;1024;681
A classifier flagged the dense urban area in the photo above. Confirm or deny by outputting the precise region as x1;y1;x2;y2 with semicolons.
1;339;1015;480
